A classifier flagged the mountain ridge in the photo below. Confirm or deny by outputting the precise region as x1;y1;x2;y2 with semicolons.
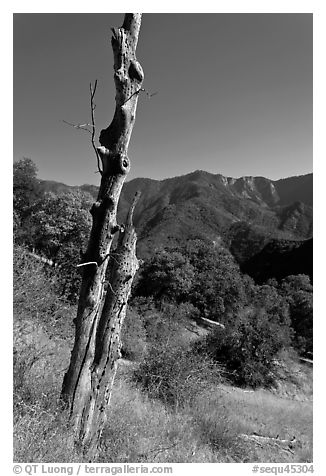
39;170;313;282
40;170;313;200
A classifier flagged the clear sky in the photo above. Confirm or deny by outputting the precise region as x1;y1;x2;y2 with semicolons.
13;13;312;185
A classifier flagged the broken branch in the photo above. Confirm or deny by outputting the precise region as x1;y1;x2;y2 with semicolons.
198;316;225;329
62;120;93;134
76;261;98;268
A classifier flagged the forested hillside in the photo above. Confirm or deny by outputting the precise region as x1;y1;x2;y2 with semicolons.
37;167;313;281
13;158;313;463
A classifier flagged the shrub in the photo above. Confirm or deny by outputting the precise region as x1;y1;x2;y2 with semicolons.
134;338;221;409
202;304;293;388
14;244;59;318
13;244;75;339
135;240;251;324
30;190;93;303
279;275;313;356
13;158;43;246
135;250;195;303
121;307;147;361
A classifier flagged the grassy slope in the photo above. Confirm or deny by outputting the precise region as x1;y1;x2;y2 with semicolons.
99;364;312;463
13;319;312;464
13;247;312;463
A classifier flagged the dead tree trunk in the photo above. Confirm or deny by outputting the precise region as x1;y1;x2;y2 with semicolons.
61;13;144;453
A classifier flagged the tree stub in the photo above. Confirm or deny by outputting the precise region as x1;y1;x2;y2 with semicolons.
61;14;144;455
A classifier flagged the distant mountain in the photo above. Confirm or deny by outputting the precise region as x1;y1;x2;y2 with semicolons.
273;174;312;207
117;171;312;256
38;180;99;198
38;179;74;195
39;170;313;282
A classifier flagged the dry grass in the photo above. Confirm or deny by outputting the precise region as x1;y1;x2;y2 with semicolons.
99;376;223;463
14;395;81;463
13;249;312;464
97;362;313;463
13;319;312;464
193;383;312;463
13;243;313;463
13;318;80;462
13;313;312;464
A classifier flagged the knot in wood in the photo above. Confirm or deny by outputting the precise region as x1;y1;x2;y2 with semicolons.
116;154;130;175
128;60;144;83
97;148;130;175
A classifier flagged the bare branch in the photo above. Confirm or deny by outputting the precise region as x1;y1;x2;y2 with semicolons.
198;316;225;329
123;87;158;105
62;79;102;175
76;261;98;268
126;191;141;226
184;325;201;336
239;433;297;452
89;80;103;175
62;119;93;134
138;443;178;459
299;357;313;365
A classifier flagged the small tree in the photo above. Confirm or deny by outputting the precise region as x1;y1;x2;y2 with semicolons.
13;158;41;217
279;275;313;356
61;13;144;455
13;158;43;245
32;190;93;301
135;249;195;303
135;240;249;323
203;286;293;388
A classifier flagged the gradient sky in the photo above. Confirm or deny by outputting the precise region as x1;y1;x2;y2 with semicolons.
13;13;312;185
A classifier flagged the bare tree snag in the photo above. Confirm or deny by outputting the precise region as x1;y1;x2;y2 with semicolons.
61;13;144;454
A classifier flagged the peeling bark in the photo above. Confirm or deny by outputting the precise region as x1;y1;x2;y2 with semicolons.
61;14;143;454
